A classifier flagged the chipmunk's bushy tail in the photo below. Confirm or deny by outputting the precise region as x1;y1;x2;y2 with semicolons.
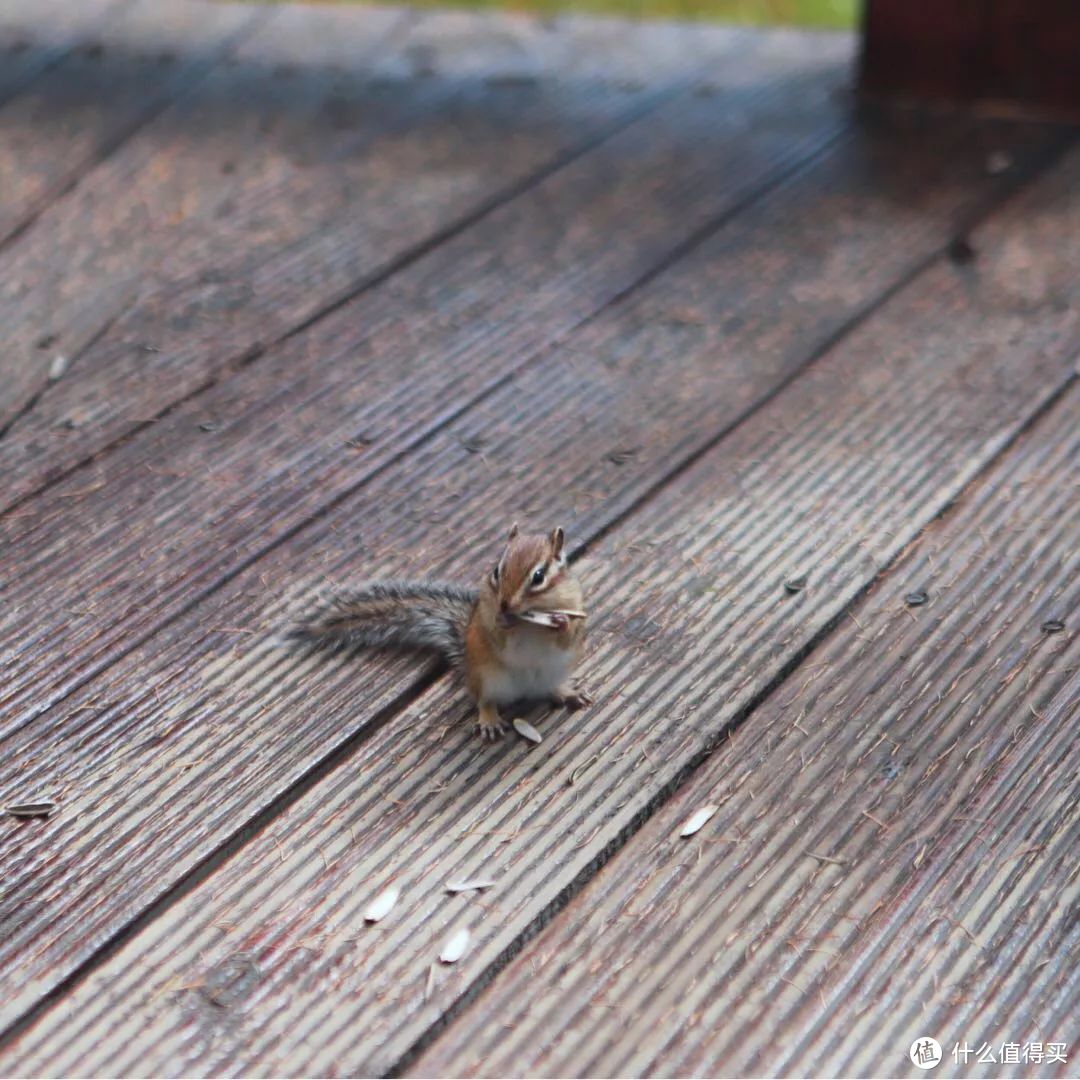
289;581;478;667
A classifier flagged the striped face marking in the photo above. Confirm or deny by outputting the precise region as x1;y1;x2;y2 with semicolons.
490;528;568;607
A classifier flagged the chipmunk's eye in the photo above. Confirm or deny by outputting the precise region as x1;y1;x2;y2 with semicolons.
531;566;546;588
491;563;500;586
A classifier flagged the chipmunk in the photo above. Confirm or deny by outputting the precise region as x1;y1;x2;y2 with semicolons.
291;524;591;739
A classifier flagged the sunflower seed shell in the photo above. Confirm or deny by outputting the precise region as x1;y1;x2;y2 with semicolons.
512;718;543;744
445;878;496;894
363;886;400;923
6;801;57;819
440;927;470;964
679;804;718;837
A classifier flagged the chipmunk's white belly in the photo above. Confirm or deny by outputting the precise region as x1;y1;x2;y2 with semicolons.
486;634;573;704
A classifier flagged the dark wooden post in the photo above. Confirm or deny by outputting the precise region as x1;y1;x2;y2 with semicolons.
859;1;1080;118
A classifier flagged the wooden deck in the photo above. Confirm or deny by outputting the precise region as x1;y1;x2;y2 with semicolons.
0;2;1077;1077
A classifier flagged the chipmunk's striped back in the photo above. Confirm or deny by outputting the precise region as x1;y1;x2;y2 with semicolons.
290;581;479;667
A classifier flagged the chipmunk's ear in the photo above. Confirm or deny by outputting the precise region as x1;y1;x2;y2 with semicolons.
507;522;520;543
549;526;565;558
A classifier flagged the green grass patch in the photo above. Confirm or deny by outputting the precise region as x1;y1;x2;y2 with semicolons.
284;0;858;29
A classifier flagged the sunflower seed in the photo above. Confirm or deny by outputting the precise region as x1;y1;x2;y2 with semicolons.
6;801;57;819
512;718;542;744
439;927;470;964
445;878;496;894
905;590;929;607
784;576;807;594
363;886;400;923
679;804;718;837
1041;619;1065;634
516;611;566;630
48;355;69;381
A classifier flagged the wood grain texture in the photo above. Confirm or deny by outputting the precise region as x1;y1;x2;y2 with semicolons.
0;0;262;251
2;134;1077;1077
415;385;1080;1080
0;0;266;432
0;59;862;740
0;1;727;498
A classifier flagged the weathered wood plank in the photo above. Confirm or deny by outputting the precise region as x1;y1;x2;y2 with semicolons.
0;0;263;252
0;6;777;505
0;0;126;107
0;59;863;738
0;0;268;432
414;385;1080;1080
1;135;1077;1074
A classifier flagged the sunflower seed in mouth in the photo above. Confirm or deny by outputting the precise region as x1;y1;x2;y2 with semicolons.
679;804;718;837
363;886;400;923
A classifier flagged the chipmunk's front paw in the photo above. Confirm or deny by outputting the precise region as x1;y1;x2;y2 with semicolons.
477;706;507;741
552;683;593;710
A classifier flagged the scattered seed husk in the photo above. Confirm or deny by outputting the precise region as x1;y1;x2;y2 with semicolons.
679;804;718;837
567;754;599;787
424;963;436;1001
1041;619;1065;634
784;576;807;594
363;886;400;923
48;355;69;381
439;927;470;964
6;801;57;819
512;718;542;744
905;590;929;607
445;878;496;894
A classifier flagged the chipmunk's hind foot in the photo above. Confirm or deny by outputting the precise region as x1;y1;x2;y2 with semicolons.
477;702;507;741
552;682;592;710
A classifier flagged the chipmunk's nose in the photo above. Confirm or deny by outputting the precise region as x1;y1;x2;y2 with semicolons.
497;600;515;629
